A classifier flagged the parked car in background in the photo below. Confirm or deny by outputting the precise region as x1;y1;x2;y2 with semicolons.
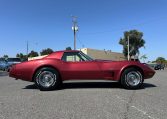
0;62;6;71
5;58;21;72
145;63;156;69
0;58;7;71
154;64;165;70
0;58;21;72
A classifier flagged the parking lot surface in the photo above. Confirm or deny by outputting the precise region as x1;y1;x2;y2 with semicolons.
0;70;167;119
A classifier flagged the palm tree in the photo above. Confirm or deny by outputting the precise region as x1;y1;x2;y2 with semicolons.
156;57;166;64
119;30;145;60
140;54;147;63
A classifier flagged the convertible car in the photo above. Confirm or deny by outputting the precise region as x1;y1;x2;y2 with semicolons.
9;50;155;91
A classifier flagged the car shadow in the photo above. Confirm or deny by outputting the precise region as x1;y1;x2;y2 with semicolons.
141;83;157;89
23;82;157;90
23;84;38;89
62;82;122;89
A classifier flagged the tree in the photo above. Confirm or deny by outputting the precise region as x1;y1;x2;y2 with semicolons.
16;53;24;59
152;61;156;63
3;55;8;59
66;47;72;50
40;48;53;56
16;53;28;61
28;50;39;57
140;54;147;63
156;57;166;64
119;30;145;60
22;55;28;61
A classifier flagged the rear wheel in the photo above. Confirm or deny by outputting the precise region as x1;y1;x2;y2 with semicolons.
121;68;143;89
34;67;61;91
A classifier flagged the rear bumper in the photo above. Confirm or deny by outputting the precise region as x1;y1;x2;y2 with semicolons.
9;66;18;79
9;66;32;82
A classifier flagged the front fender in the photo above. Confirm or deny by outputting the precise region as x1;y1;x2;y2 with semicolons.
114;62;144;81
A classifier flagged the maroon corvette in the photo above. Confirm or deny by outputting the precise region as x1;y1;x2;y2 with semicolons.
9;50;155;91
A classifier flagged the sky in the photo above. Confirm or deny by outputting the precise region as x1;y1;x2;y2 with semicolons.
0;0;167;61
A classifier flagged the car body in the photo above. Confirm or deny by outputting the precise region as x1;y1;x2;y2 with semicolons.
9;50;155;90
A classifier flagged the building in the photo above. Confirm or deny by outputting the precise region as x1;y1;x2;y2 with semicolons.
28;55;47;61
80;48;125;61
28;48;125;61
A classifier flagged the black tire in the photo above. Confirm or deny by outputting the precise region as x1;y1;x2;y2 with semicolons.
120;68;143;89
34;67;61;91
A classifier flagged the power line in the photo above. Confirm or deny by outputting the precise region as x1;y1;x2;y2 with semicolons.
70;16;167;50
81;16;167;36
76;34;85;48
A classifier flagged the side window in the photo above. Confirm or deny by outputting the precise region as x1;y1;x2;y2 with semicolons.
61;52;85;62
66;55;80;62
66;55;74;61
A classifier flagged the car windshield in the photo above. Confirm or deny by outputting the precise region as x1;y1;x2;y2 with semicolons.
79;52;94;61
7;58;21;62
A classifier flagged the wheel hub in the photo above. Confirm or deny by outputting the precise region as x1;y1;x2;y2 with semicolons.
37;71;56;88
126;71;142;86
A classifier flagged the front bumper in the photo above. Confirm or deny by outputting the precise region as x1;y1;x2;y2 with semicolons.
144;69;155;79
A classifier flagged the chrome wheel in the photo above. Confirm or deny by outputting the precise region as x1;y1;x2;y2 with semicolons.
126;71;142;86
37;71;56;88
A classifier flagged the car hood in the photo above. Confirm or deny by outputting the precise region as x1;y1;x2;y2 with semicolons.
94;59;113;62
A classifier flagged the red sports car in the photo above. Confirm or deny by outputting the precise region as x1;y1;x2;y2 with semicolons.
9;50;155;91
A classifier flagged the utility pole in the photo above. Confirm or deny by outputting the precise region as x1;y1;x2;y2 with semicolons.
127;36;130;61
72;16;78;50
26;41;29;57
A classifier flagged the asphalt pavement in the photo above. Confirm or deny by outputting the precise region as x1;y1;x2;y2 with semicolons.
0;70;167;119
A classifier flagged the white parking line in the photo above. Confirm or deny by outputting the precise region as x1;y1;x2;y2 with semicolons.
116;95;128;103
131;106;155;119
116;95;157;119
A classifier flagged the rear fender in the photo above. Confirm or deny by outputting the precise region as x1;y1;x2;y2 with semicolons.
32;65;61;82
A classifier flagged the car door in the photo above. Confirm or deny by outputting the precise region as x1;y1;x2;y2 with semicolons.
60;52;102;80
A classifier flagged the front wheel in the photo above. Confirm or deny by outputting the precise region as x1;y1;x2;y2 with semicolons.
121;68;144;89
34;67;61;91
